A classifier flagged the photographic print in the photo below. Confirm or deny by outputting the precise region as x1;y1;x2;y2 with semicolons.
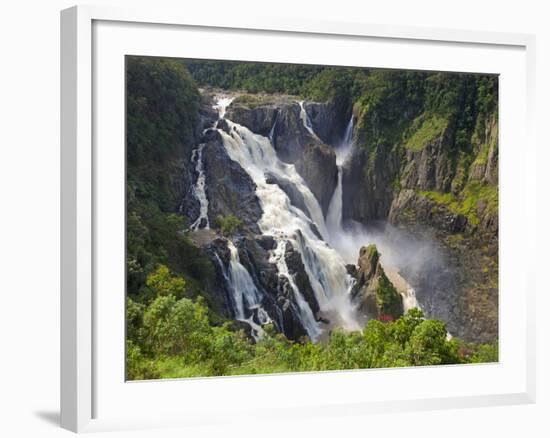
126;56;498;380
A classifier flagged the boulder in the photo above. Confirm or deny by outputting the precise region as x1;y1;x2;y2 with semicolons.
351;244;404;320
284;241;320;317
225;104;278;137
201;131;263;233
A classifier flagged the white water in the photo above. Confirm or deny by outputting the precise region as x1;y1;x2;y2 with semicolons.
298;100;321;141
402;286;420;312
268;111;279;141
189;96;235;230
213;96;234;119
215;100;361;334
189;143;210;230
326;115;354;235
270;239;322;340
226;240;271;340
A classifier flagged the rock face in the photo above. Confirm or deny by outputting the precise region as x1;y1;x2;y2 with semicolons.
178;99;219;225
295;140;338;216
272;103;338;215
225;104;278;138
304;97;351;146
265;172;310;219
181;85;499;344
342;143;400;223
284;241;320;317
387;191;498;343
351;244;404;320
200;129;263;233
228;100;338;216
205;234;321;341
400;128;455;193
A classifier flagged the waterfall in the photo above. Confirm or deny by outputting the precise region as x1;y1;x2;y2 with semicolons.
268;111;279;141
215;103;361;335
298;100;320;141
226;240;271;340
189;96;236;230
326;115;354;236
270;239;322;340
343;113;354;146
326;169;343;232
213;96;234;119
402;286;420;312
189;143;210;230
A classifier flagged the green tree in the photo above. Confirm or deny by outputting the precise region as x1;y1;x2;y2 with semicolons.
406;319;449;366
215;214;243;236
143;295;211;359
146;265;186;298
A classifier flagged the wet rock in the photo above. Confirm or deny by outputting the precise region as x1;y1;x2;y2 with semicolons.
295;141;338;216
342;143;400;224
276;276;309;340
226;104;278;137
215;118;231;134
270;103;338;215
271;103;310;163
305;97;351;147
201;132;263;233
225;99;339;216
256;235;277;251
195;100;218;136
284;241;320;316
345;264;358;277
265;171;310;219
351;244;403;320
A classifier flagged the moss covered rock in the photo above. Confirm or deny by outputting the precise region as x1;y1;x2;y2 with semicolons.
351;244;404;320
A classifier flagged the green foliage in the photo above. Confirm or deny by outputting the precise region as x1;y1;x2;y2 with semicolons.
231;94;277;108
376;273;403;318
127;302;495;380
468;342;499;363
146;265;186;298
126;57;221;315
125;58;499;381
405;115;448;151
127;56;200;173
420;181;498;226
215;214;243;236
185;60;372;103
406;320;452;365
142;294;212;358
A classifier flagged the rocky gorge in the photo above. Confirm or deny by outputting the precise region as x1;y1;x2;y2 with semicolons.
126;57;499;363
175;82;499;344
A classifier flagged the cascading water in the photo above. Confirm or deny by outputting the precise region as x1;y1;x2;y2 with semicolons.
203;96;421;342
189;143;210;230
189;96;236;230
226;240;271;340
402;286;420;312
326;115;354;236
268;111;279;141
298;100;320;141
270;239;322;340
215;98;361;334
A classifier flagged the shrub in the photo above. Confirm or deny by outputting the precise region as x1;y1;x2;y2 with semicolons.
215;214;243;235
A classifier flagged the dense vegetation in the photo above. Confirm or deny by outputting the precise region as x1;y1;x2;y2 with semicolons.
127;266;497;380
186;59;498;200
126;57;498;380
126;57;224;316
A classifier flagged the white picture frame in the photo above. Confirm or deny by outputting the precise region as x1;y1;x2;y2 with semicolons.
60;4;537;433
